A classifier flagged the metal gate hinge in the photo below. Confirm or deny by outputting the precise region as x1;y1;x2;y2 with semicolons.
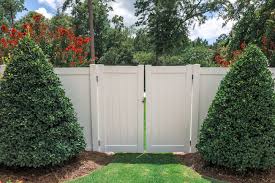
190;140;192;146
96;76;99;83
98;140;101;146
192;74;194;80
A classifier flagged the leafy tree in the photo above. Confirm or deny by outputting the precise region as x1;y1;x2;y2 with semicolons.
134;51;154;64
135;0;221;64
99;16;136;65
191;38;209;47
62;0;112;58
212;34;229;49
217;0;275;65
0;0;26;25
0;37;86;167
197;45;275;171
98;45;137;65
106;16;134;50
14;11;50;31
160;46;216;66
133;28;153;53
50;14;73;29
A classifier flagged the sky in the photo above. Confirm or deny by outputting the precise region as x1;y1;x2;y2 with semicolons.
17;0;235;44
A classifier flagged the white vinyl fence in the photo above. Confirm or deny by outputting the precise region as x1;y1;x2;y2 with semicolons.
191;66;229;152
55;68;92;151
146;65;192;153
91;65;144;153
190;66;275;152
1;64;275;153
0;65;93;151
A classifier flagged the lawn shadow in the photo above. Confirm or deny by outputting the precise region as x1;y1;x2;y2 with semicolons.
112;153;179;165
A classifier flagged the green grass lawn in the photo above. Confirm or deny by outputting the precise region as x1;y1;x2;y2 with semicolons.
68;99;222;183
68;153;212;183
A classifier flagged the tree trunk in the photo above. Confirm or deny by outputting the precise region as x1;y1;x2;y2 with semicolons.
88;0;96;64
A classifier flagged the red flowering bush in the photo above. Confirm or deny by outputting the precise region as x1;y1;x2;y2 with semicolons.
214;42;245;67
0;13;92;67
215;36;275;67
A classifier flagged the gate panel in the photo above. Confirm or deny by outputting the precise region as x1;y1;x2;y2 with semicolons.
146;65;192;153
93;65;144;153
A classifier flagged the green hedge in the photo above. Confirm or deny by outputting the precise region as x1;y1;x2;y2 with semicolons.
133;46;217;66
98;46;138;65
0;37;86;167
160;46;217;66
197;45;275;171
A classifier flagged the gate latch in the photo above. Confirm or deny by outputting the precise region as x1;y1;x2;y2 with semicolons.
98;140;101;146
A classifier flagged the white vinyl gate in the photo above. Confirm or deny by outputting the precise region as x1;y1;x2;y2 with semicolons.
146;65;193;153
91;65;144;153
2;64;275;153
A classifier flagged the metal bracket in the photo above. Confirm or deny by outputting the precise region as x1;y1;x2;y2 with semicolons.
98;140;101;146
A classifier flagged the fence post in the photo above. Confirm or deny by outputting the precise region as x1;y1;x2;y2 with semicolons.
137;65;145;153
191;64;200;153
90;64;99;151
145;65;152;152
186;65;193;152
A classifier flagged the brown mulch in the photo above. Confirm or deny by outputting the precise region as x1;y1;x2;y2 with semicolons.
176;152;275;183
0;151;113;183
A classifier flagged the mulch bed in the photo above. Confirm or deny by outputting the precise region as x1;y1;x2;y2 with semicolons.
1;152;274;183
0;151;113;183
177;152;275;183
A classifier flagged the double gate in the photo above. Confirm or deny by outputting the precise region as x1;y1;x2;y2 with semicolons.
91;65;194;153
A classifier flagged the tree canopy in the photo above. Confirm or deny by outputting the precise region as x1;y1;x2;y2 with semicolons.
135;0;222;63
0;0;26;25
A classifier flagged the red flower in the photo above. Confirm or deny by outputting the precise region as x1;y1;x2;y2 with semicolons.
17;32;24;39
58;28;68;36
262;36;267;46
11;28;17;34
232;50;242;57
8;39;18;46
1;24;8;33
240;42;246;50
76;37;84;46
0;21;90;67
75;48;83;53
1;38;8;48
33;14;42;22
65;45;76;51
9;28;18;38
70;61;76;67
84;37;92;44
214;53;230;67
22;23;30;30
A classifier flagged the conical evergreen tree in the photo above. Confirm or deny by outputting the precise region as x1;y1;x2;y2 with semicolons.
0;37;86;167
197;45;275;171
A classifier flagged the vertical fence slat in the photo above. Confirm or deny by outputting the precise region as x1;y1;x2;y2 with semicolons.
186;65;193;152
191;64;200;152
97;64;105;152
90;64;99;151
145;65;152;152
137;65;145;153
